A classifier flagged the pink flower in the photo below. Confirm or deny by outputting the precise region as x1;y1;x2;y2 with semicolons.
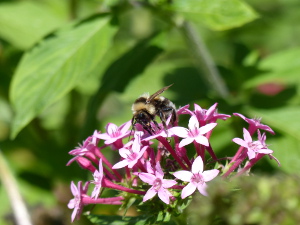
68;181;89;222
173;156;219;198
233;113;275;135
68;130;100;156
138;162;177;204
112;132;147;169
91;159;104;199
170;115;217;148
187;103;230;124
67;130;100;166
232;128;273;160
94;121;131;145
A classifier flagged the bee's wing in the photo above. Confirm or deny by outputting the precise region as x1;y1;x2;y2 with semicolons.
146;84;173;103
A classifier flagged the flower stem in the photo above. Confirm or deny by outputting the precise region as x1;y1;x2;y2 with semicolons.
82;196;124;205
180;21;229;99
103;178;146;195
222;151;247;178
94;149;123;181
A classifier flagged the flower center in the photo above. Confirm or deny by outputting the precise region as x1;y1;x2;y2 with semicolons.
191;173;204;184
74;195;81;208
128;152;137;161
153;178;162;191
189;127;200;137
248;141;264;152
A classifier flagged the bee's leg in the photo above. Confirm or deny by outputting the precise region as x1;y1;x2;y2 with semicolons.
153;120;160;130
158;110;168;131
143;124;154;135
171;109;177;125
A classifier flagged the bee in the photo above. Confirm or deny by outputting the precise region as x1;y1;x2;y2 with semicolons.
131;84;177;135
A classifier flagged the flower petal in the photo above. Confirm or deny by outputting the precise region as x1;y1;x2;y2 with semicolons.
202;169;219;182
143;188;157;202
206;103;218;120
169;127;189;138
119;148;131;158
155;162;164;179
197;183;208;196
258;149;273;154
112;159;129;169
158;188;171;204
95;133;110;140
192;156;204;174
68;199;75;209
181;182;196;199
179;137;194;148
120;120;131;134
188;115;199;130
162;179;177;188
70;181;78;196
194;135;209;146
71;206;79;222
243;128;252;143
173;171;193;182
106;123;118;135
232;138;248;148
199;123;217;134
138;173;156;184
247;150;256;160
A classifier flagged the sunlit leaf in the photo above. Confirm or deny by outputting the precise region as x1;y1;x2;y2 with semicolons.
0;1;66;50
9;15;117;138
168;0;258;30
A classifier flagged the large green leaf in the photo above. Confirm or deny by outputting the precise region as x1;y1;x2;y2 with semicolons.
168;0;258;30
9;15;117;138
0;1;66;50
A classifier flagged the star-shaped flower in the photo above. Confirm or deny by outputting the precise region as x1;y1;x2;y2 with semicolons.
138;162;177;204
91;159;104;199
112;132;147;169
170;115;217;148
232;128;273;160
68;181;89;222
187;103;230;124
67;130;101;166
233;113;275;135
173;156;219;198
94;121;131;145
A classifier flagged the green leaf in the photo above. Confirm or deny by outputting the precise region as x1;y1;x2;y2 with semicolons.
9;15;117;139
168;0;258;30
245;47;300;88
269;135;300;174
0;1;66;50
86;214;150;225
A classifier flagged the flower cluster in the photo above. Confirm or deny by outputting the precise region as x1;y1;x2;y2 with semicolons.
67;103;279;222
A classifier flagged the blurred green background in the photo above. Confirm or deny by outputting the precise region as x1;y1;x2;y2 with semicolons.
0;0;300;224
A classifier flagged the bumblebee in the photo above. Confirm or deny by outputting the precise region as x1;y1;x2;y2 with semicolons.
131;84;177;134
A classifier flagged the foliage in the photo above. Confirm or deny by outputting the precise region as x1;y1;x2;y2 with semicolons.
0;0;299;224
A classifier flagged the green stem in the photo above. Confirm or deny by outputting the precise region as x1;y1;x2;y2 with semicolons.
180;21;230;99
